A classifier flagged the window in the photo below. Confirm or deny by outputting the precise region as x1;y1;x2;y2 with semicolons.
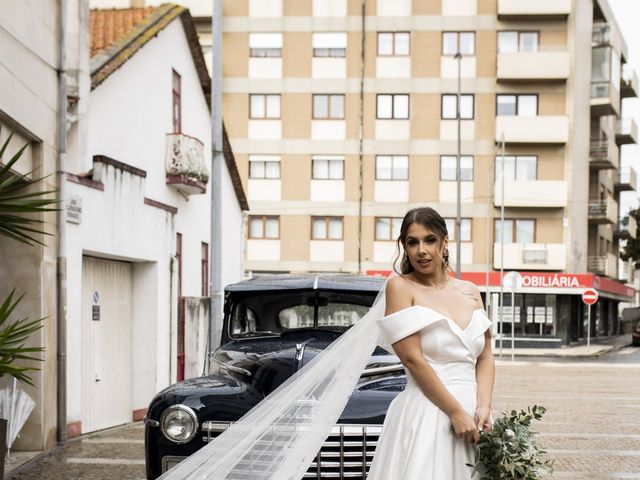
375;155;409;180
377;94;409;119
312;94;345;119
441;94;474;119
496;94;537;116
444;218;472;242
375;217;402;241
497;31;539;53
312;156;344;180
249;33;282;57
495;155;537;181
313;32;346;57
440;156;474;181
442;32;475;56
249;155;281;179
201;242;209;297
377;32;410;56
312;217;343;240
249;216;280;239
250;94;281;119
172;69;181;133
494;219;535;244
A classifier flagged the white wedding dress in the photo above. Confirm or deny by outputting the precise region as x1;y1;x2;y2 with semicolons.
368;305;492;480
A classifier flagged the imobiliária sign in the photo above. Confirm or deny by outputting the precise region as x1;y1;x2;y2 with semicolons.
366;270;635;299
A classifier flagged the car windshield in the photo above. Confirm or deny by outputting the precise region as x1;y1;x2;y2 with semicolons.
228;290;376;339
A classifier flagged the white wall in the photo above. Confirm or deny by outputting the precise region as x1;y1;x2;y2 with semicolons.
65;19;244;428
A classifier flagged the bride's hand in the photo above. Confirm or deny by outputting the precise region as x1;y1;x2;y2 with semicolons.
450;410;480;444
474;406;493;432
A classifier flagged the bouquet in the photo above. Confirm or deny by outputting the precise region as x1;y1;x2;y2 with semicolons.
468;405;554;480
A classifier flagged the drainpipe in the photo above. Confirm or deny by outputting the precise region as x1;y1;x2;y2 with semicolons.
209;0;224;353
56;0;68;444
356;0;365;274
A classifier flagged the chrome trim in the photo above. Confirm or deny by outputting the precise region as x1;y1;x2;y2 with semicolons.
161;455;187;473
143;416;159;427
160;404;199;444
211;357;252;377
360;364;404;377
295;343;306;361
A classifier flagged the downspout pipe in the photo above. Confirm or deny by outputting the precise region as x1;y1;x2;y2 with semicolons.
56;0;68;444
357;0;365;273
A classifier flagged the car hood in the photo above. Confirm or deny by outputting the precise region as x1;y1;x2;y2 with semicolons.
213;331;403;395
147;331;406;423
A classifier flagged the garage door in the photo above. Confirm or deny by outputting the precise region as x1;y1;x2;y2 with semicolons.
81;256;133;432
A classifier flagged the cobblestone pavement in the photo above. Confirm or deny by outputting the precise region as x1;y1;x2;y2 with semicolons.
8;354;640;479
493;358;640;480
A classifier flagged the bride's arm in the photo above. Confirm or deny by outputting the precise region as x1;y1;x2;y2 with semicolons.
385;277;480;444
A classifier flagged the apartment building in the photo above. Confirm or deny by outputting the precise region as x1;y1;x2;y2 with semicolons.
102;0;639;347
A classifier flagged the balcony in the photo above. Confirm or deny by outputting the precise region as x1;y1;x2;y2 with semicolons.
493;243;566;271
615;167;637;192
589;140;616;170
587;253;618;278
495;116;568;144
494;180;567;208
616;119;638;145
165;133;208;195
497;51;569;82
588;198;617;225
590;81;620;116
622;65;639;98
497;0;570;19
614;215;637;240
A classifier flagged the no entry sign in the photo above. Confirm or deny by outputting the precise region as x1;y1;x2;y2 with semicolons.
582;288;599;305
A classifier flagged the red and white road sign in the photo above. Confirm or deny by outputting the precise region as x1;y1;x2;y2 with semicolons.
582;288;599;305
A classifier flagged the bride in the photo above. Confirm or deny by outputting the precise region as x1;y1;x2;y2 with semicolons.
367;207;495;479
158;207;495;480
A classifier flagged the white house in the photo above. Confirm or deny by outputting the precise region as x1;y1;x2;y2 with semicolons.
63;4;248;436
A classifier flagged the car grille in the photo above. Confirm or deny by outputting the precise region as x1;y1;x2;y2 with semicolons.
304;425;382;479
199;423;381;479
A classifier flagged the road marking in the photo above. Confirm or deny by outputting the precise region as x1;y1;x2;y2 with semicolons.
548;449;640;457
83;438;144;444
496;361;640;368
66;458;145;465
553;472;640;479
539;432;640;439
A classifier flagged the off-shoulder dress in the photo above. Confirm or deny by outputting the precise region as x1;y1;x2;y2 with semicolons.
367;305;492;480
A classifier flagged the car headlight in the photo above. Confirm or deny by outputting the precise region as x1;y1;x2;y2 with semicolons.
160;404;198;444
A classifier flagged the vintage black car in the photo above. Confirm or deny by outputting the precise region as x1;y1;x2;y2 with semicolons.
144;274;407;479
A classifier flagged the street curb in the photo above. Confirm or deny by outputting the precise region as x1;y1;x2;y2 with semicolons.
502;342;632;360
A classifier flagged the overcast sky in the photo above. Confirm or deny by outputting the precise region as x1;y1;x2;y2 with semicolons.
609;0;640;214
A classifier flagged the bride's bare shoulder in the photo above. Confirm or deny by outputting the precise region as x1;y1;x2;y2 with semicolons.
385;276;414;315
451;278;483;308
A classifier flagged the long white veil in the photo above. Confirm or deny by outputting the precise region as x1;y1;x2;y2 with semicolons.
158;278;389;480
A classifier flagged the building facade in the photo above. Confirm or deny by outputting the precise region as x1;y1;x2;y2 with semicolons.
218;0;638;347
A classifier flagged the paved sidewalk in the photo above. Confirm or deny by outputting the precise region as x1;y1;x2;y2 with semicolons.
494;334;632;358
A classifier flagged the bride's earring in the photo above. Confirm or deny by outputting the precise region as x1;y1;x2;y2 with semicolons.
442;249;450;270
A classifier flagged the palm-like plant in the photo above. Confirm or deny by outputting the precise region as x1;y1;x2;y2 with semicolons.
0;129;59;386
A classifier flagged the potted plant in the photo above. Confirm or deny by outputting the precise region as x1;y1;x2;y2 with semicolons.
0;130;58;474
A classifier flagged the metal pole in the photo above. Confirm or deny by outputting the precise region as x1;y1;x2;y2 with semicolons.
455;51;462;279
209;0;224;355
498;134;506;358
56;0;68;444
356;0;365;273
485;155;492;315
511;289;515;362
587;304;592;347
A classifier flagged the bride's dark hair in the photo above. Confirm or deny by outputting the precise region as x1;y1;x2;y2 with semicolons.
393;207;451;275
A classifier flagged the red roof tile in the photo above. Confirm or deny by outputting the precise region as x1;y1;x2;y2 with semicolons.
90;6;157;57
